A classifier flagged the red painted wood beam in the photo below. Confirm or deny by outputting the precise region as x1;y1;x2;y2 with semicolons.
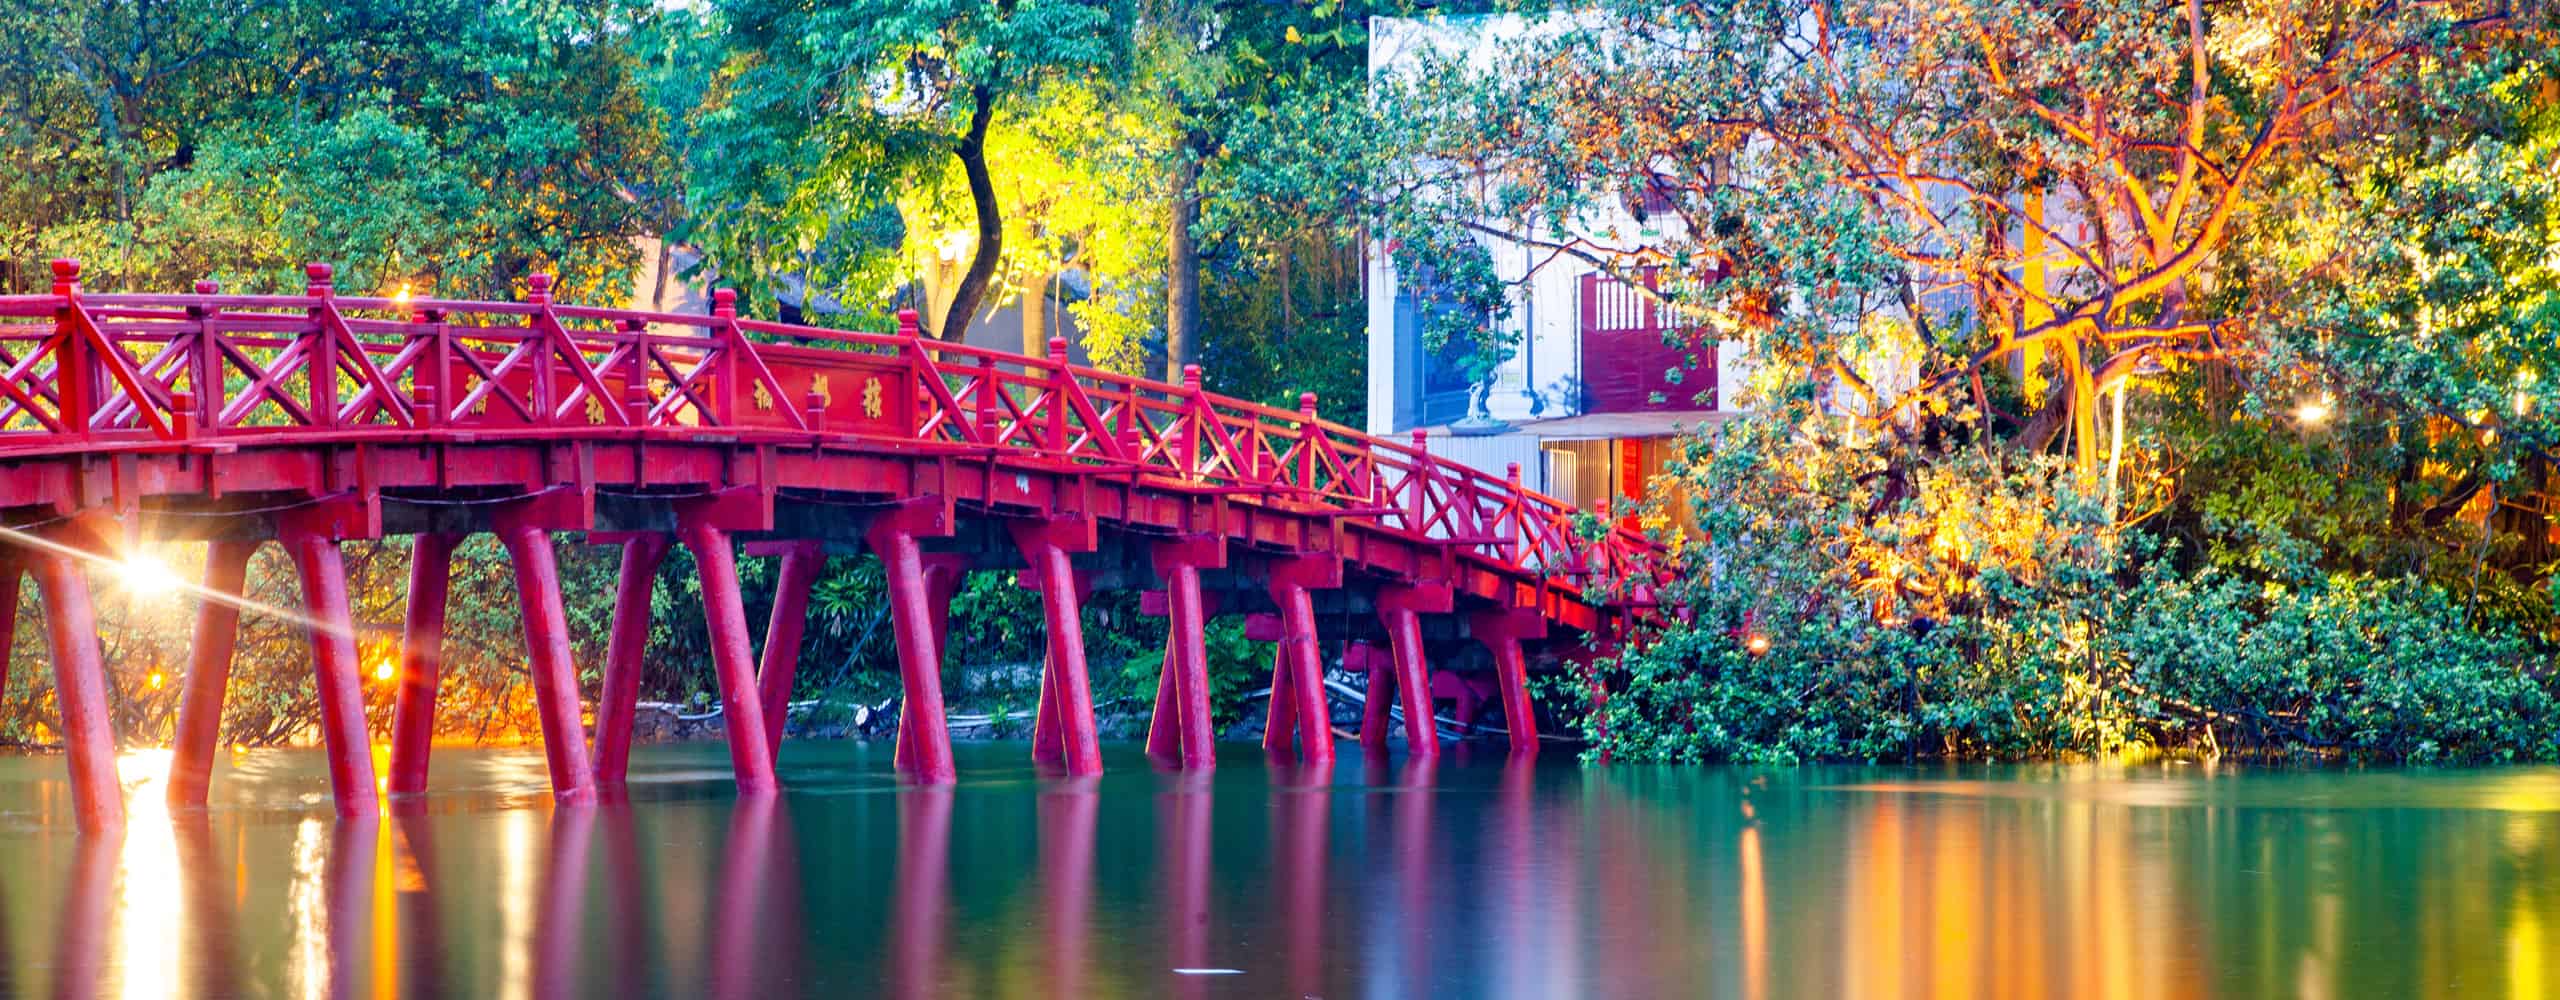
1265;554;1342;766
169;539;257;807
494;509;598;805
0;557;16;726
30;550;122;833
1148;535;1228;770
1352;642;1394;753
676;512;779;795
276;521;379;818
901;552;968;776
591;534;668;788
1013;517;1103;776
1378;583;1452;758
1470;606;1548;756
868;500;957;784
387;532;459;796
752;539;825;765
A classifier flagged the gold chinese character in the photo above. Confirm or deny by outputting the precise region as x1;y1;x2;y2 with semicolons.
753;382;774;412
862;377;884;419
811;374;831;403
586;397;606;425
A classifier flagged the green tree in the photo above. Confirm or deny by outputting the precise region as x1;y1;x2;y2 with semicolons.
699;0;1135;339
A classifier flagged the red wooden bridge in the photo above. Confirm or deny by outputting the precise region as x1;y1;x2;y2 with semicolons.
0;260;1660;833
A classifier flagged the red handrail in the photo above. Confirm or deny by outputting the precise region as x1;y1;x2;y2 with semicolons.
0;264;1667;607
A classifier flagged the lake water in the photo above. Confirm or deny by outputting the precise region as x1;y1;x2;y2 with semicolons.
0;742;2554;997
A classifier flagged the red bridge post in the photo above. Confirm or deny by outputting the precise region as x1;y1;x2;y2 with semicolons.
677;512;780;795
388;532;459;796
1353;642;1394;752
1255;621;1293;757
754;539;826;765
1265;555;1343;766
494;510;599;804
870;505;958;783
902;553;968;775
49;259;95;438
1378;583;1451;758
1470;606;1548;756
0;557;16;725
1013;517;1103;776
30;541;121;833
1149;536;1227;770
591;534;669;787
277;515;380;818
169;539;257;808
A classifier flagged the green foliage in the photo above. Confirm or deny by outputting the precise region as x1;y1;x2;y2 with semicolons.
2;0;668;300
2108;569;2558;764
1117;616;1271;730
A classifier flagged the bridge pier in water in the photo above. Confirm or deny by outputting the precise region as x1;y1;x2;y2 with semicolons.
1014;517;1103;775
388;532;458;796
591;533;668;788
753;539;827;766
169;539;255;807
679;512;781;796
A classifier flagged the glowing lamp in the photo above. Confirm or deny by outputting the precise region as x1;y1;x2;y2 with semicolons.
1744;633;1771;656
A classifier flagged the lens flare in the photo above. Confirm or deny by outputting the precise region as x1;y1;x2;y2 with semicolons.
119;552;183;598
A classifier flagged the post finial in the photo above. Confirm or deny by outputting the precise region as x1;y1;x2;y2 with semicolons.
1411;427;1430;450
193;279;219;295
896;309;921;338
1048;336;1069;362
1182;364;1202;391
1298;392;1319;415
711;288;737;318
526;272;553;304
305;262;334;295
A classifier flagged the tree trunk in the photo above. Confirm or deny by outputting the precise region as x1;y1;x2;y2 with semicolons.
1164;142;1203;381
942;87;1003;343
1022;269;1054;356
651;237;672;311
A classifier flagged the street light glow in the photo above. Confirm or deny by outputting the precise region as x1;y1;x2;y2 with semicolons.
2295;393;2334;426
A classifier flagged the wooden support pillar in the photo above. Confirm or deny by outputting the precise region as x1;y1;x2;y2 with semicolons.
1147;535;1227;770
1253;620;1293;758
1016;564;1093;771
1013;517;1103;776
1266;555;1341;766
898;553;967;777
30;551;122;833
1353;642;1394;753
495;515;598;805
278;525;380;818
388;532;459;796
0;556;18;720
869;503;957;784
1378;582;1451;758
1470;607;1547;756
677;515;779;795
753;539;825;765
169;539;258;807
591;534;668;788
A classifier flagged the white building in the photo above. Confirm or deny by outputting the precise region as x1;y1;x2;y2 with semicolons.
1363;14;1752;522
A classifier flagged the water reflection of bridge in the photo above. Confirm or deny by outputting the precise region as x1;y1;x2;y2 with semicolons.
14;753;2560;995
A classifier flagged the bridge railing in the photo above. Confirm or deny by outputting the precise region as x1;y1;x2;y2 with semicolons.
0;262;1664;605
